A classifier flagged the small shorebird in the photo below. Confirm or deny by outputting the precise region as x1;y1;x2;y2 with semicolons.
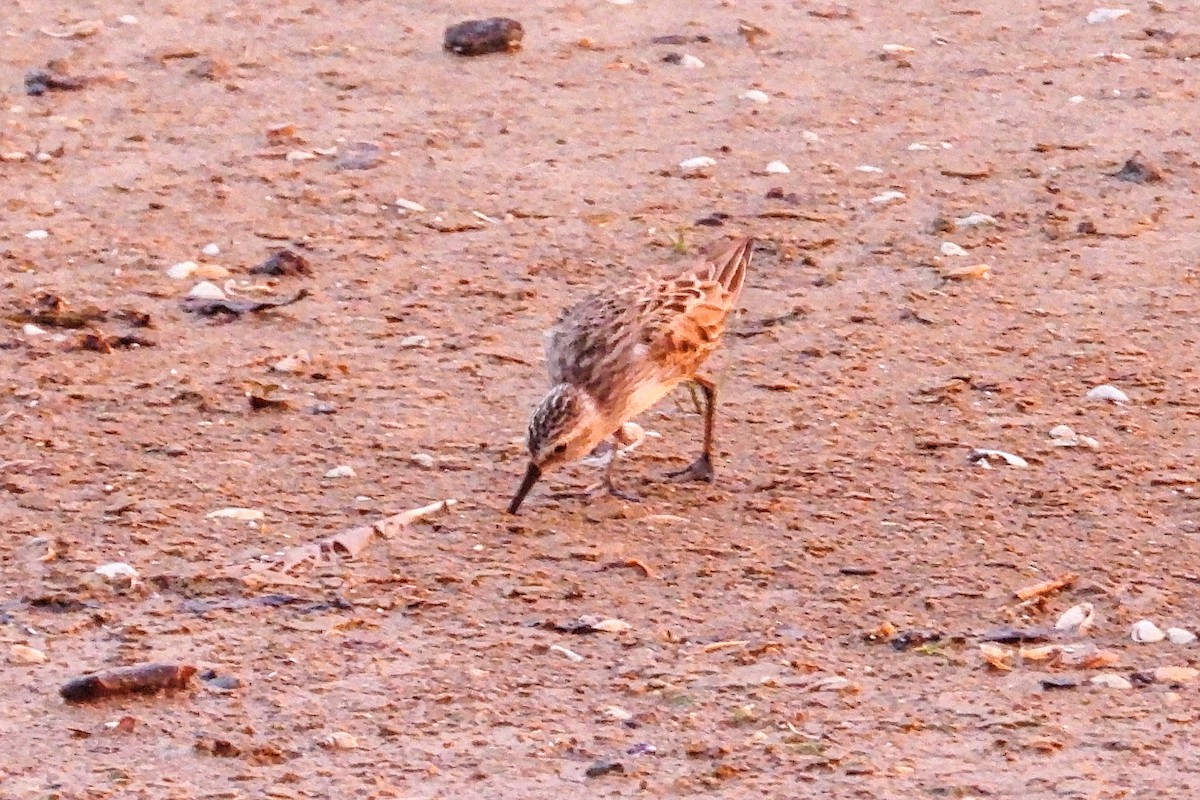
508;236;755;514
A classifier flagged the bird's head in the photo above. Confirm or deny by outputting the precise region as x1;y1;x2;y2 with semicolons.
508;384;603;513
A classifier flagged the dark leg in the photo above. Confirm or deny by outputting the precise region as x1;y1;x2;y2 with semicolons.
667;375;717;483
600;438;642;502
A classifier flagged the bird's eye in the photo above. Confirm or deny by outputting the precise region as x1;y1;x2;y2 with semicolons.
552;444;568;455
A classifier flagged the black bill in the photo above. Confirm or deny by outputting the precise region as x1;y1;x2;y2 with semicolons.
507;462;542;514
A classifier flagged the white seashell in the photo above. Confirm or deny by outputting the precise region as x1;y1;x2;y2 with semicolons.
168;261;198;279
206;507;265;521
941;242;969;257
855;165;884;173
1086;384;1129;404
324;465;356;479
740;89;770;103
1068;95;1085;104
1086;8;1131;24
25;229;49;240
95;562;139;581
8;644;48;665
603;705;633;721
970;449;1028;468
410;453;436;469
1093;51;1132;62
679;156;717;172
397;335;429;349
118;14;139;25
869;190;906;205
679;54;705;69
1131;619;1165;643
187;281;226;300
1091;673;1132;689
1167;627;1197;645
1054;602;1095;632
394;198;426;212
765;160;790;174
881;44;915;54
801;131;821;143
22;323;46;337
201;243;220;257
550;644;584;662
1048;424;1099;449
319;732;358;750
286;150;316;162
591;618;632;633
954;212;996;228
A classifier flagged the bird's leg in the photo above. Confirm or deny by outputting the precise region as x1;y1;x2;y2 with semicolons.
666;375;717;483
598;438;641;502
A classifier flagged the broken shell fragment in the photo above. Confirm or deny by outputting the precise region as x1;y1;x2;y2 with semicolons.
1166;627;1197;645
969;449;1028;468
1086;384;1129;404
1054;602;1095;632
1131;619;1165;643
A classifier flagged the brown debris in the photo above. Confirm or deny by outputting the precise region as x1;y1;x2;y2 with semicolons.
1014;572;1078;601
1111;151;1163;184
250;249;312;276
25;67;89;95
60;663;197;703
182;288;309;317
9;293;106;329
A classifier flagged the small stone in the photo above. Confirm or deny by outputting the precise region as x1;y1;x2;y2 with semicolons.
324;465;356;479
167;261;199;279
1055;602;1095;632
95;562;139;585
1086;8;1131;24
201;243;220;257
954;212;997;228
1153;666;1199;684
286;150;316;162
25;229;49;240
397;335;429;349
740;89;770;103
394;198;426;212
869;191;906;205
679;156;717;173
23;324;46;337
410;453;436;469
187;281;226;300
1048;424;1099;449
1166;627;1197;645
940;242;969;257
443;17;524;56
801;131;821;143
118;14;138;25
1087;384;1130;404
8;644;48;665
1131;619;1165;643
603;705;633;721
1091;673;1132;689
764;160;790;174
319;731;359;750
856;165;884;173
272;351;312;373
678;54;705;69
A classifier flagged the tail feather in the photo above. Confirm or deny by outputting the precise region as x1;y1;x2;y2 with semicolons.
709;237;754;300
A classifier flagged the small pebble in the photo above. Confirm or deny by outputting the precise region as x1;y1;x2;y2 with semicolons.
954;212;997;228
1167;627;1197;645
201;243;220;257
187;281;226;300
324;465;356;479
410;453;436;469
1131;619;1165;643
1086;384;1129;404
679;156;717;173
25;229;49;240
869;191;906;205
8;644;48;665
856;165;884;173
95;562;139;584
1086;8;1131;24
941;242;969;257
740;89;769;103
1090;673;1132;690
394;198;426;212
23;324;46;337
117;14;138;25
398;335;429;349
679;54;705;69
443;17;524;56
764;160;790;175
1153;666;1199;684
801;131;821;143
319;731;359;750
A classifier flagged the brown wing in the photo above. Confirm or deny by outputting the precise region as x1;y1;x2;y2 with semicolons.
642;237;755;375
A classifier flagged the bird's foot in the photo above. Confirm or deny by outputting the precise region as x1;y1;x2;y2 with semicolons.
665;453;715;483
581;480;642;504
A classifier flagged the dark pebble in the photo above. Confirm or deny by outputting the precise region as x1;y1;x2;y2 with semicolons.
444;18;524;57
